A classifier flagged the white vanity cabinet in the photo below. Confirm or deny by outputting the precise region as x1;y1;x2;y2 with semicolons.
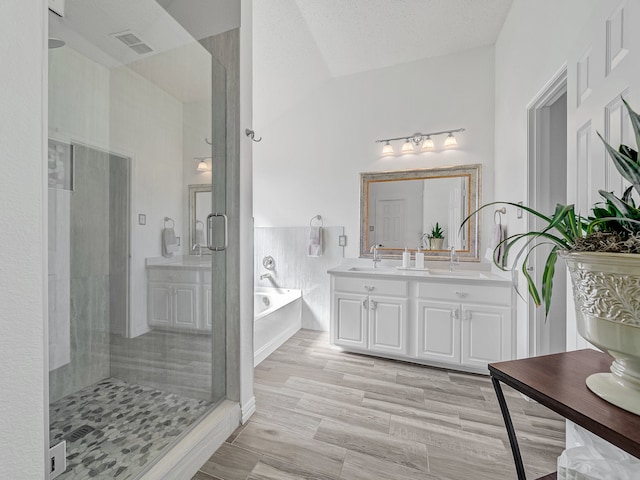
329;266;515;373
331;276;409;355
147;266;208;331
415;282;513;370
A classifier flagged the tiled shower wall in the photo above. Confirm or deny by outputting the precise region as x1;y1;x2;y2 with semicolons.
49;145;129;402
254;226;345;331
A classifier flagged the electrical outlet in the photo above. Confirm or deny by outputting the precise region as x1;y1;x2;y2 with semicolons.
49;441;66;479
138;214;146;225
517;201;523;219
176;236;181;246
338;235;347;247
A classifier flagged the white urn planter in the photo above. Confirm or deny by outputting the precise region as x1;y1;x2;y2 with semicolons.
563;251;640;415
429;238;444;250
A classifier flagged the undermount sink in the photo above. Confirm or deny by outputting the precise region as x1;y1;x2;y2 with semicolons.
429;269;488;278
347;266;394;273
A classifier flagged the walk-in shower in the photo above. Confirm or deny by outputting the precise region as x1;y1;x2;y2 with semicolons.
47;1;234;478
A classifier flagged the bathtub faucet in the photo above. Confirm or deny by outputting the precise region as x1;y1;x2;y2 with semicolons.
193;243;202;257
260;272;271;280
370;244;384;268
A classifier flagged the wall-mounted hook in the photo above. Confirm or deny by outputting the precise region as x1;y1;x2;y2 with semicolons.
245;128;262;142
205;137;212;145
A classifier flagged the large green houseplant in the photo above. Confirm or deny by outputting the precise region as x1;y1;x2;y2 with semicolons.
463;98;640;415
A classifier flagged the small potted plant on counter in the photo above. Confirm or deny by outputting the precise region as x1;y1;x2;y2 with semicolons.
426;222;445;250
462;98;640;416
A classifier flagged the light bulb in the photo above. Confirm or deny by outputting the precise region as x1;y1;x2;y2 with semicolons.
421;136;435;151
401;139;414;154
382;141;394;155
443;133;458;148
196;158;208;171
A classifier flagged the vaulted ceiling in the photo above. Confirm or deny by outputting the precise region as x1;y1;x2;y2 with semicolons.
287;0;513;77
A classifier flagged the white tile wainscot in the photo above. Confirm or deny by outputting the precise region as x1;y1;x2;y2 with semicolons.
146;256;212;332
328;263;515;374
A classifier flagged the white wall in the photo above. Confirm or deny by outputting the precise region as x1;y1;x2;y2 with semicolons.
253;46;496;259
494;0;601;359
109;65;185;337
239;0;256;422
182;100;213;248
0;1;47;477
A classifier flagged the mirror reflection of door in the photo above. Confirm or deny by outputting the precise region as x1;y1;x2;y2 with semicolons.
375;199;406;248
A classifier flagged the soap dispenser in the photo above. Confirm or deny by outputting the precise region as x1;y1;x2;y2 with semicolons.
402;247;411;268
415;246;425;269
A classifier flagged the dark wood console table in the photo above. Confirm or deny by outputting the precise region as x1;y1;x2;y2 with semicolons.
489;349;640;480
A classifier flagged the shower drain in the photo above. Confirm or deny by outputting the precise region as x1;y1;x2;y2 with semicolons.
64;424;95;442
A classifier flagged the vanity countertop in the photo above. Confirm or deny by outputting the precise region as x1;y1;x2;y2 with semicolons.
327;261;512;285
146;255;211;270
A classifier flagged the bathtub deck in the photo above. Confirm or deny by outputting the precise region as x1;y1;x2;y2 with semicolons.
193;329;565;480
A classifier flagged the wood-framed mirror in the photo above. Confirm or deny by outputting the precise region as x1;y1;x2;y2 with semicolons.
360;164;481;261
188;184;212;255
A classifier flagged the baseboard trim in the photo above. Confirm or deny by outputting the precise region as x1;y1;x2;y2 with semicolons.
140;399;241;480
241;396;256;424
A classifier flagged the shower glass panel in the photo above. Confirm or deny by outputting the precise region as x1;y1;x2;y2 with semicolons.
47;2;227;478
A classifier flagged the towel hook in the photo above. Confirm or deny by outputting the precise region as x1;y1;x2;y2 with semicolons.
245;128;262;142
494;207;506;225
310;214;323;227
164;216;175;229
205;137;212;145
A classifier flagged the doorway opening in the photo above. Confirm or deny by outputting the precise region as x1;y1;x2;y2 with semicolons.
527;67;568;356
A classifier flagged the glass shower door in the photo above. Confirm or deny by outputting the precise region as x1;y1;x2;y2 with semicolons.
47;3;229;478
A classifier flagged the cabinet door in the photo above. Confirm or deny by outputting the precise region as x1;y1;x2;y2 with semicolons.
461;304;512;369
174;283;200;329
333;292;368;349
415;300;461;365
368;295;409;355
148;283;172;328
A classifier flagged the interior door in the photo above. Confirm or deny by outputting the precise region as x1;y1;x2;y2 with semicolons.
375;199;406;248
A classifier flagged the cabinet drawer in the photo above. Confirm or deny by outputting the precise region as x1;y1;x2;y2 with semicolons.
416;282;511;305
334;276;408;297
148;268;199;284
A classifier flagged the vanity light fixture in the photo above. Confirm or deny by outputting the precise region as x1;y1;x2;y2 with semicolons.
382;141;394;155
376;128;465;155
401;139;414;154
421;135;435;151
443;132;458;148
195;157;210;172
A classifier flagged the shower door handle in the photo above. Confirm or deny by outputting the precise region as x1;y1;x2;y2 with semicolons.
206;213;228;251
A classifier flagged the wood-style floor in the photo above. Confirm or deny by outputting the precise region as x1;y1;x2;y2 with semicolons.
193;330;565;480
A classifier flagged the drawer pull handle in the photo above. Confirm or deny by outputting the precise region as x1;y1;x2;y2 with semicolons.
452;309;459;320
464;311;472;321
455;291;468;298
363;285;375;292
370;300;377;310
363;299;369;309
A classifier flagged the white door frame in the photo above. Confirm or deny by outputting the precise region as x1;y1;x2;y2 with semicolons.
525;65;568;357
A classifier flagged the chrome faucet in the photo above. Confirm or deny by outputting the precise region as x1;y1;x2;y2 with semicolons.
370;244;384;268
260;272;271;280
193;243;202;257
450;246;459;272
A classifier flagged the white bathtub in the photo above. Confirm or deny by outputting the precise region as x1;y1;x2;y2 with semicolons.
254;287;302;366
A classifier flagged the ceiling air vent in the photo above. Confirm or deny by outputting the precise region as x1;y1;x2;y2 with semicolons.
111;31;154;55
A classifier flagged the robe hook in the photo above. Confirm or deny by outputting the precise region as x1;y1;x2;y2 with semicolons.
245;128;262;142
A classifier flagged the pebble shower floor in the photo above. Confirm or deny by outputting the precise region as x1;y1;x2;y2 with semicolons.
49;378;212;479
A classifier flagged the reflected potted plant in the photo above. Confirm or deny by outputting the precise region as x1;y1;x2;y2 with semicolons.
463;98;640;416
425;222;445;250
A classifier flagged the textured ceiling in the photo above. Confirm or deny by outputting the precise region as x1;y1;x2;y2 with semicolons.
292;0;513;77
